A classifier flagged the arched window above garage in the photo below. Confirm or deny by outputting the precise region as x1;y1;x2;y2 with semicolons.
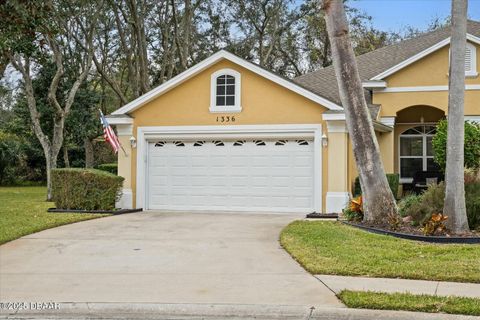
210;69;242;113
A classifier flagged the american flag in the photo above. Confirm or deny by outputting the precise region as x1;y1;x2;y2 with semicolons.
100;110;121;154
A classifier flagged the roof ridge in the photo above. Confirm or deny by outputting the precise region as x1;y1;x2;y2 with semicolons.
294;22;452;81
355;24;450;61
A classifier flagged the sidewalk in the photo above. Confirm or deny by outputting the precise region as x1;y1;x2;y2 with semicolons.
315;275;480;298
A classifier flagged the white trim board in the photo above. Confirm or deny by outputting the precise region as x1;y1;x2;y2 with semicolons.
370;34;480;81
113;50;342;115
322;113;346;121
326;192;350;213
362;81;387;88
375;85;480;93
136;124;323;213
380;117;396;127
106;117;133;125
466;116;480;123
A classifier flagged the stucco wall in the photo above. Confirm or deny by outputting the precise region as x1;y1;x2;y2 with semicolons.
373;41;480;117
347;131;395;195
128;59;331;210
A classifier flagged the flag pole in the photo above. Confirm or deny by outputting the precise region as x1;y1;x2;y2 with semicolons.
119;141;128;157
100;109;128;157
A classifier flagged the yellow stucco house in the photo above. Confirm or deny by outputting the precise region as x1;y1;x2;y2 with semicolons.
108;20;480;214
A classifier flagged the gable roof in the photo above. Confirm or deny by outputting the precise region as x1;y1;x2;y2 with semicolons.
294;20;480;105
112;50;343;115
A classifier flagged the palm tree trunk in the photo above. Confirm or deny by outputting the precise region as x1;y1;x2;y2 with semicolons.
322;0;398;224
444;0;469;232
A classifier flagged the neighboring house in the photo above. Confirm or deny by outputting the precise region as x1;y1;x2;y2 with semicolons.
108;20;480;214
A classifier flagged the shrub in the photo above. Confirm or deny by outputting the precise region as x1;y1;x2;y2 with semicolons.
422;213;448;236
403;182;445;226
51;168;124;210
0;131;26;185
353;174;399;198
400;168;480;230
465;168;480;184
96;163;118;175
342;196;363;222
432;120;480;171
397;194;422;217
466;182;480;230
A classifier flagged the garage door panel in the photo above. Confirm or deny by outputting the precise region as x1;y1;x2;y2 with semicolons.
231;176;249;186
147;137;315;212
270;156;290;167
293;197;311;207
271;176;290;186
191;176;208;186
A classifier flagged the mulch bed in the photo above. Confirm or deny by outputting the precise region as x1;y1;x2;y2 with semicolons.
47;208;143;215
343;221;480;244
306;212;338;219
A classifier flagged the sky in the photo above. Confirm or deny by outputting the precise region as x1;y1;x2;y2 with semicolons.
349;0;480;32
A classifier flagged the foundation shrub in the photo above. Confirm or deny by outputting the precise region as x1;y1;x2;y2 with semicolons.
399;171;480;231
398;194;422;217
51;168;123;210
402;182;445;226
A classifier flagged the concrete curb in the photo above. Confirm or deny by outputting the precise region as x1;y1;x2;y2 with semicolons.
1;303;478;320
315;275;480;298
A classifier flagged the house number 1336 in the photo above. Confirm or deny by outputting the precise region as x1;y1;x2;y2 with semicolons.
216;116;235;123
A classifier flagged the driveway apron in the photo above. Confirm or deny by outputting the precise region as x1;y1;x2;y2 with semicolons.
0;212;342;307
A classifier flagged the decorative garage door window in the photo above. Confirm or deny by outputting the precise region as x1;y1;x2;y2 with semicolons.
152;140;312;147
399;125;438;181
146;139;314;212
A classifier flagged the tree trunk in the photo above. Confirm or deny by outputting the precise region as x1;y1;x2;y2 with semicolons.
63;146;70;168
444;0;469;232
322;0;398;224
44;151;57;201
84;138;95;168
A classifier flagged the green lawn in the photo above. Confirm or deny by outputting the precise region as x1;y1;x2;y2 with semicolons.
280;221;480;283
0;186;109;245
338;290;480;316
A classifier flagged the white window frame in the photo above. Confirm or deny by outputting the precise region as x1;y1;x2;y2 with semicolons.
210;68;242;113
465;42;478;77
398;126;436;183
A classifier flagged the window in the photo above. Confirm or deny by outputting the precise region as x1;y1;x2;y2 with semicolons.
210;69;242;113
465;42;478;77
399;125;439;182
216;75;235;106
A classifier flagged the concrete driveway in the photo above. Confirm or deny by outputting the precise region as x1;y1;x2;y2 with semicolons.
0;212;341;309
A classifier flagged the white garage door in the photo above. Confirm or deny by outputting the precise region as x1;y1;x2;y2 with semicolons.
146;138;315;212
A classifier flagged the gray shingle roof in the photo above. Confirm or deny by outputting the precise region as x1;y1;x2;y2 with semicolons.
293;20;480;106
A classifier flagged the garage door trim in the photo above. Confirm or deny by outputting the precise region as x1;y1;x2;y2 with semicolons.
137;124;322;213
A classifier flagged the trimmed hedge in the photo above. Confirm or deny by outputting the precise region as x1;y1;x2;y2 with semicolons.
353;174;400;199
96;163;118;175
51;168;124;210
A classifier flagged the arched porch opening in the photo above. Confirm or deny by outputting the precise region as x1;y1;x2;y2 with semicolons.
394;105;446;185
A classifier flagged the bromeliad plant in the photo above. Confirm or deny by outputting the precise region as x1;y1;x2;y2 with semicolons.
343;196;364;222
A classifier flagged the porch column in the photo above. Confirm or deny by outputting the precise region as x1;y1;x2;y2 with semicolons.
379;117;395;173
115;124;133;209
325;120;349;213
